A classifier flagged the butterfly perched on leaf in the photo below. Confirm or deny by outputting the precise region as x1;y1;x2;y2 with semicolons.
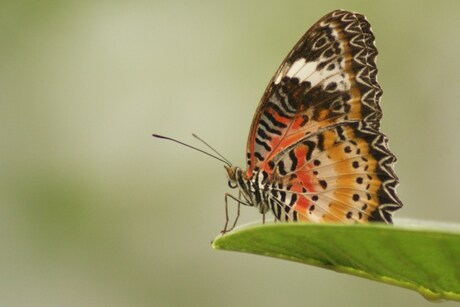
155;10;402;233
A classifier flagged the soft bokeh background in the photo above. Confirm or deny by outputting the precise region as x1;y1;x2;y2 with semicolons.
1;0;459;306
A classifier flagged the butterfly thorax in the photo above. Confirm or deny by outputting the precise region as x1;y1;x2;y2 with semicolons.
225;166;271;214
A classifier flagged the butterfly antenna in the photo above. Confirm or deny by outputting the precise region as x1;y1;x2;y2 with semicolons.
152;134;232;167
192;133;232;166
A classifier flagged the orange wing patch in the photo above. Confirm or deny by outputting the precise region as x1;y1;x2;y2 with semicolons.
268;122;398;223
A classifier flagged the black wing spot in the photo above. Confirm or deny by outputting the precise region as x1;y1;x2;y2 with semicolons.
304;140;316;161
317;61;327;70
300;114;309;127
278;161;287;175
319;180;327;189
324;49;334;58
280;191;287;202
317;133;325;151
255;138;271;151
263;110;287;128
254;152;263;161
289;150;298;171
293;211;298;221
260;119;282;136
336;126;346;141
315;37;327;48
257;127;272;141
325;82;337;91
290;193;298;206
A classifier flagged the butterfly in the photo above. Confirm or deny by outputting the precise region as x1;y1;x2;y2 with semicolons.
155;10;403;233
222;10;402;230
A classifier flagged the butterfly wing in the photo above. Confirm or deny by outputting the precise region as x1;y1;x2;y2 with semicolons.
267;122;401;223
246;10;402;223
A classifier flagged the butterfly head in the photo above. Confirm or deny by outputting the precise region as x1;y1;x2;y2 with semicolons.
224;165;240;189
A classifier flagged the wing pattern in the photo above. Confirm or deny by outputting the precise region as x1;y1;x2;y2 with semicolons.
245;10;402;223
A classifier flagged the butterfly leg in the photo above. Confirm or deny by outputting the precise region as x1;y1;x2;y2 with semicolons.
227;191;242;231
221;193;231;234
222;192;246;234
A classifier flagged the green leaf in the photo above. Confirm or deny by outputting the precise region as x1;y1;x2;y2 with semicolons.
212;219;460;302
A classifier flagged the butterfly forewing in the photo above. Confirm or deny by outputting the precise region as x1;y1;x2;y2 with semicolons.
247;10;382;172
246;10;402;223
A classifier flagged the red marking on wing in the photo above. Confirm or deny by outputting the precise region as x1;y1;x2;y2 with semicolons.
293;195;310;214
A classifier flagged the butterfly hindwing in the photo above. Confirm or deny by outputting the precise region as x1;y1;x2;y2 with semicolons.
267;122;401;223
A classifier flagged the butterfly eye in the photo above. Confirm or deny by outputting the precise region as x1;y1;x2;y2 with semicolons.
228;180;238;189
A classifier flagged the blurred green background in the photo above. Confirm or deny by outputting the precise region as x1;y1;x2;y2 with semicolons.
1;0;460;306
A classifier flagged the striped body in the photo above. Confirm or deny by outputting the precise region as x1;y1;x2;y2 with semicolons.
227;166;299;221
226;10;402;224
